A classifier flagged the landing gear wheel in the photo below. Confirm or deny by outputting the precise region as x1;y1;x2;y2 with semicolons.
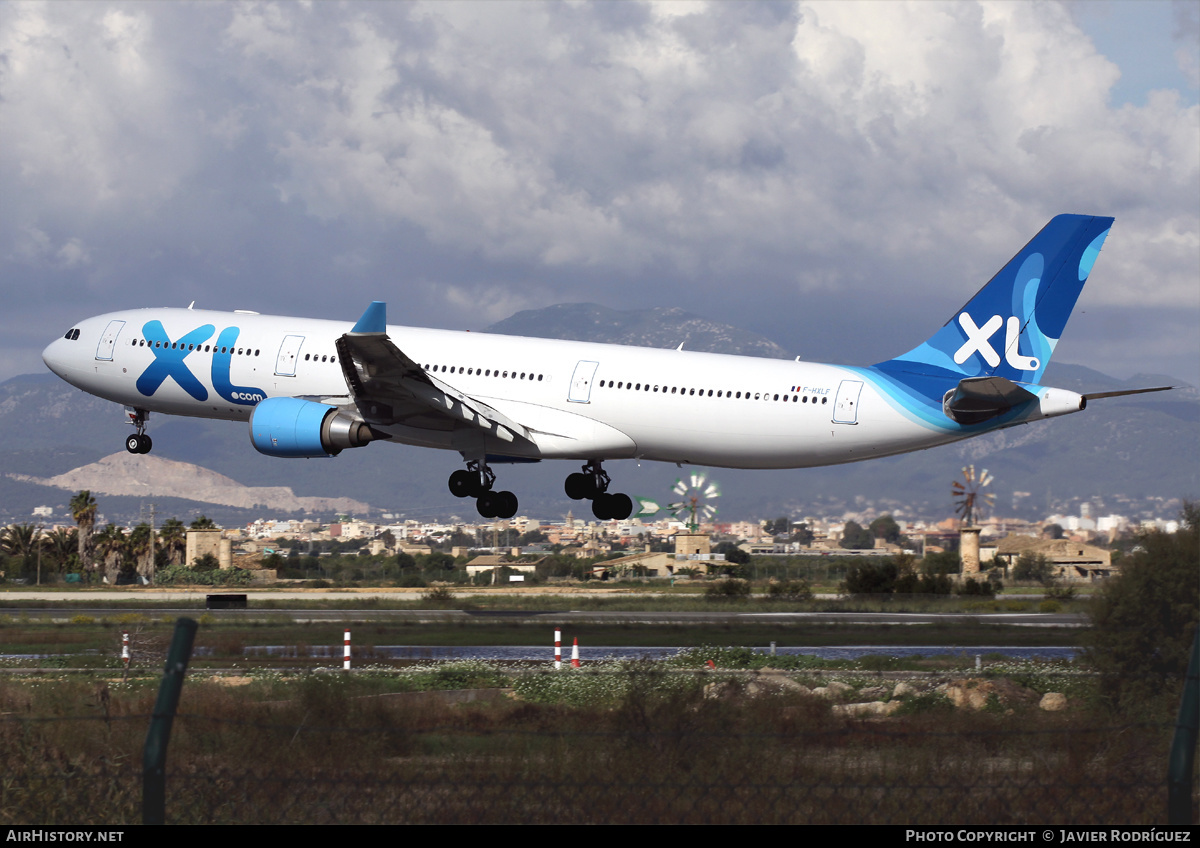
449;469;476;498
593;493;617;520
125;434;152;454
566;461;610;501
565;472;592;500
478;490;518;519
592;492;633;521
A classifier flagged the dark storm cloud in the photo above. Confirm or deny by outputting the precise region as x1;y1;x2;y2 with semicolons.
2;1;1196;383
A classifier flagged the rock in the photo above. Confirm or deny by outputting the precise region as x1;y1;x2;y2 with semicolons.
1039;692;1068;711
937;678;1040;711
833;701;902;717
813;681;855;701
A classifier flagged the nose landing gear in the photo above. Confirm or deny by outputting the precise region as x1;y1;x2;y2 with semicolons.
565;460;633;521
124;407;152;454
448;459;519;519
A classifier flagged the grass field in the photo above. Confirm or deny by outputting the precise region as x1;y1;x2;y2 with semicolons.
0;652;1174;825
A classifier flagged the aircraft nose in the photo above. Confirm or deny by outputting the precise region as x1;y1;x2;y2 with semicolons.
42;336;71;379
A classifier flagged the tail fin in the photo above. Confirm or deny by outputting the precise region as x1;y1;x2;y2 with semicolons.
875;214;1113;385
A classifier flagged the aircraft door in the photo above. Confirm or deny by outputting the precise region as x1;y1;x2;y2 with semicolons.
275;335;305;376
95;320;125;361
568;360;600;403
832;379;863;424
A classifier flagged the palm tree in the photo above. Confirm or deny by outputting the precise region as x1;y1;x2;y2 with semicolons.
128;523;155;582
70;491;98;580
1;524;42;577
94;524;128;585
159;518;186;567
44;527;78;575
0;523;40;559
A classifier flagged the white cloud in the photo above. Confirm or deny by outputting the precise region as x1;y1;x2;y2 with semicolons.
1;0;1196;382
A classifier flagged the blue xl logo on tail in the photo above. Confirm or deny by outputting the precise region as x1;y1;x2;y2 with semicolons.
954;313;1040;371
136;321;266;405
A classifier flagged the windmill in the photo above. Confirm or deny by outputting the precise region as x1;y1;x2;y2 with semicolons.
635;472;721;532
952;465;995;527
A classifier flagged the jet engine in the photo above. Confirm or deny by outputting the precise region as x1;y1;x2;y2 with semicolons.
249;397;380;458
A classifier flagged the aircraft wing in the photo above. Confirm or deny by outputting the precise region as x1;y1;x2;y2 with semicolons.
333;301;534;445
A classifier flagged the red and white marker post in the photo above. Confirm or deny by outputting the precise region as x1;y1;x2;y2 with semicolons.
554;627;562;670
122;632;130;671
343;629;351;670
571;637;580;669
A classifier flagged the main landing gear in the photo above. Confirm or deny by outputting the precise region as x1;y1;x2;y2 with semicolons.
565;460;633;521
124;407;152;455
448;460;519;519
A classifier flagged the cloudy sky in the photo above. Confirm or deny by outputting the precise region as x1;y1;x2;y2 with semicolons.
3;0;1197;387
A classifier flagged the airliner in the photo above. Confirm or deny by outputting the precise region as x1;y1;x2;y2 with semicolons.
41;214;1167;521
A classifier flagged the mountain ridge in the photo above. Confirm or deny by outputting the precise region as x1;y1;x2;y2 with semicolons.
3;303;1194;524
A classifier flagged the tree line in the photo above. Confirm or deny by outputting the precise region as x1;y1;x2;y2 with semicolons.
0;491;217;584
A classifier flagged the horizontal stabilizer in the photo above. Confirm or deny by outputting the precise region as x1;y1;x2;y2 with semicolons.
942;376;1037;425
350;301;387;335
1082;386;1173;401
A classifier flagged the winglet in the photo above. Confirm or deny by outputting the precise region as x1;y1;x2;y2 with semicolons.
351;301;387;334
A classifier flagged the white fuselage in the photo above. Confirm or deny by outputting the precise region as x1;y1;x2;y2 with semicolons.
42;306;1064;470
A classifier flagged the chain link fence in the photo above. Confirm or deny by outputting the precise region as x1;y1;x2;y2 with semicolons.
0;710;1178;824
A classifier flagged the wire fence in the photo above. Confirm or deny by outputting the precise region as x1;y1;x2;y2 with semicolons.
0;710;1180;825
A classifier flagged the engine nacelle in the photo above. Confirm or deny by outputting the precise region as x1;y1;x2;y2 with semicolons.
249;397;378;458
1037;387;1087;420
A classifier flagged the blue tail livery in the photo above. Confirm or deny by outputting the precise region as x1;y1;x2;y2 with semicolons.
877;214;1112;385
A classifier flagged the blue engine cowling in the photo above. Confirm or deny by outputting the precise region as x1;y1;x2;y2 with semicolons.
249;397;378;458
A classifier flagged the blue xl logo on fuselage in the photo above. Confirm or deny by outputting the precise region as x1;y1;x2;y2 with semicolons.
136;321;266;405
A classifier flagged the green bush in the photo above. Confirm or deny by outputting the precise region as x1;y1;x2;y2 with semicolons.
704;578;750;599
1083;503;1199;711
842;560;898;595
155;565;252;586
767;579;812;602
957;577;995;598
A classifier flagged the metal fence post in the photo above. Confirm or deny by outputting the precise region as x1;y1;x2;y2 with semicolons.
1168;629;1199;825
143;617;198;825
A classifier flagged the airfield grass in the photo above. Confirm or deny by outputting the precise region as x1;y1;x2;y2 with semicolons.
0;656;1173;825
